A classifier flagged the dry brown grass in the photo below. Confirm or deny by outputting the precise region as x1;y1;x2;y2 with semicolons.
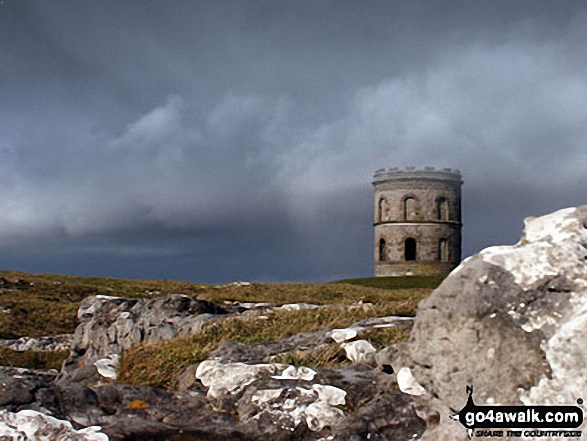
0;270;431;339
0;270;437;375
118;304;418;390
272;326;411;368
0;347;69;370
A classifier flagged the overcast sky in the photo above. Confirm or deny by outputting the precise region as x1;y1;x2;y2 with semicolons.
1;0;587;283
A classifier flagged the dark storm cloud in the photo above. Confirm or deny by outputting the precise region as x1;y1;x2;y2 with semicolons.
1;0;587;282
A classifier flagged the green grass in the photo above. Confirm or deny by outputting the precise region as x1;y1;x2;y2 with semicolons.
332;275;445;290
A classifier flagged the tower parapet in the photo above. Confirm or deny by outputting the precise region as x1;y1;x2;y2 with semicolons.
373;166;462;183
373;167;463;277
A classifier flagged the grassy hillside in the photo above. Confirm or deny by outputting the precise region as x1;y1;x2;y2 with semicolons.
0;270;442;339
0;270;443;374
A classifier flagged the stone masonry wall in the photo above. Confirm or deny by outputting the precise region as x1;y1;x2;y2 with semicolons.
373;167;462;277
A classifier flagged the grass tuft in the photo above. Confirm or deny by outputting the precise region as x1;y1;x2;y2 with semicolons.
271;326;411;368
0;347;69;370
118;302;421;390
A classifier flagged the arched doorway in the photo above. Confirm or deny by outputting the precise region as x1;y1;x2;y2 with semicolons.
405;238;416;261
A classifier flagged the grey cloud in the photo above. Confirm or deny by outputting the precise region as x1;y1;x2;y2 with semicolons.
1;1;587;282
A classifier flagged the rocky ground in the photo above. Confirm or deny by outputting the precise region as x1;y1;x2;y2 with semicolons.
0;295;424;440
1;206;587;440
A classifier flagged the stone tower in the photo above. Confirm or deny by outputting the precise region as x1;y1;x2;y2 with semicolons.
373;166;462;277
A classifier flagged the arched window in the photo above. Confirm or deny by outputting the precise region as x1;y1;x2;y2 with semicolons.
379;238;387;262
438;239;448;261
405;238;416;261
403;197;416;220
437;198;449;221
378;197;387;223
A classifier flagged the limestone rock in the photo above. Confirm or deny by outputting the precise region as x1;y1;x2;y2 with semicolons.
61;294;228;380
94;354;120;380
406;205;587;441
0;409;108;441
0;334;73;352
0;367;58;410
0;363;420;441
209;329;333;364
271;365;316;381
191;357;424;439
0;327;423;440
396;367;426;396
341;339;377;364
209;315;413;365
330;328;358;343
196;359;287;400
237;377;347;434
277;303;319;311
330;384;426;441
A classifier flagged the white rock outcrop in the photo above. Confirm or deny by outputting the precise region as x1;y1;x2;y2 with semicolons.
0;409;108;441
62;294;227;379
406;205;587;441
196;359;287;399
195;358;347;432
330;328;358;343
341;339;376;363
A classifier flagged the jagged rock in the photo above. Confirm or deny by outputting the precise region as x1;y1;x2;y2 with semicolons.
196;359;288;401
277;303;319;311
194;358;424;440
0;334;73;352
328;371;425;440
0;263;424;439
341;340;377;364
238;380;346;433
0;409;108;441
176;364;201;392
209;315;413;365
4;366;407;441
209;330;333;364
0;311;422;440
0;369;242;440
404;206;587;441
93;355;119;380
0;368;58;410
331;327;358;343
396;367;427;396
60;294;228;381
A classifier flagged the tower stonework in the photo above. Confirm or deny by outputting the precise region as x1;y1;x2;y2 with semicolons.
373;167;462;277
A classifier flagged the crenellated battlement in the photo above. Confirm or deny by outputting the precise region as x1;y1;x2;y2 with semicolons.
373;166;462;184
